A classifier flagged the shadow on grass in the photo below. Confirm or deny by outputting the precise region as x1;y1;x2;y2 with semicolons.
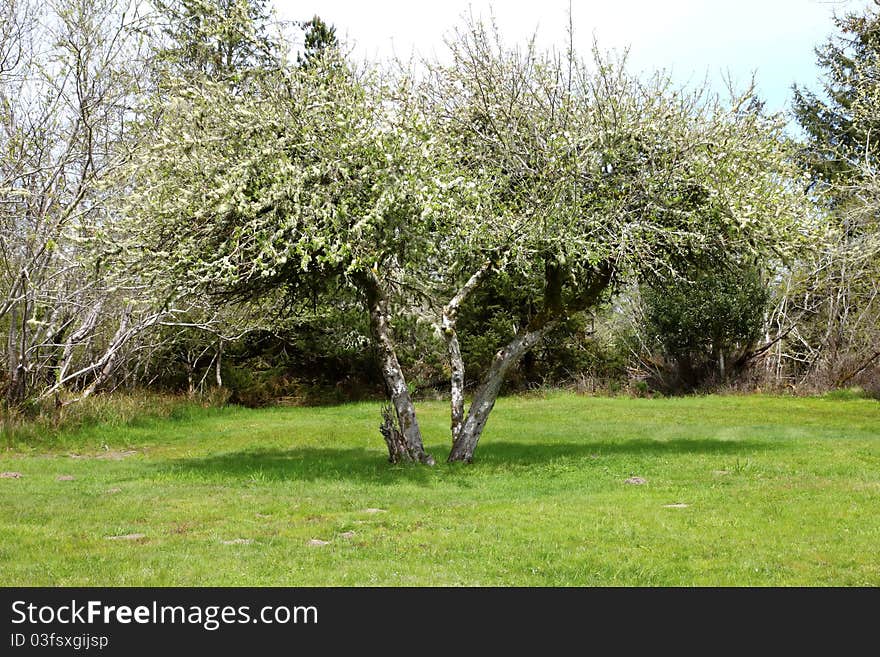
157;447;435;485
478;438;775;464
154;438;775;484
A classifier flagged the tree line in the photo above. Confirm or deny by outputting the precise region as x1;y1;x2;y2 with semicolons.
1;0;878;463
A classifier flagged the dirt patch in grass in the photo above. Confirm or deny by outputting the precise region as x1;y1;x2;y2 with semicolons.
106;533;146;541
71;449;138;461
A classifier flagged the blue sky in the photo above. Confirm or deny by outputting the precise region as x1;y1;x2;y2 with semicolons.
275;0;867;121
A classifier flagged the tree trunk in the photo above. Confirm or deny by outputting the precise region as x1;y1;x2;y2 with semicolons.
215;340;223;388
361;272;433;465
440;260;493;446
6;305;18;405
379;404;412;463
448;326;551;462
6;303;27;407
447;259;613;463
444;326;466;446
7;362;27;407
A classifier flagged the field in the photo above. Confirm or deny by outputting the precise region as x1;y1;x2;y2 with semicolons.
1;392;879;586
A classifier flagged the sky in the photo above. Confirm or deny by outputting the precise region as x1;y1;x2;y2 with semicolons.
274;0;868;119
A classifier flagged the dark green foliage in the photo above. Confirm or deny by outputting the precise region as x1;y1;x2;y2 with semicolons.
455;270;624;391
456;269;540;388
222;315;381;406
792;5;880;197
133;303;383;406
297;15;338;69
641;259;769;391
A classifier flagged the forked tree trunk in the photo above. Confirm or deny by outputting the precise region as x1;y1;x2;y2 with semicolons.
447;260;613;463
362;272;434;465
448;325;553;462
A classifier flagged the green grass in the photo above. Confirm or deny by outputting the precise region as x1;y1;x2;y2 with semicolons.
1;392;879;585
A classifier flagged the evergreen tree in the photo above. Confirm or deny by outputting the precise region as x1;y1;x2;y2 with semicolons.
297;15;338;69
152;0;281;84
792;4;880;199
788;4;880;391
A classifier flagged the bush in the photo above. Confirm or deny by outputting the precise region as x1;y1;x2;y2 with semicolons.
640;258;769;392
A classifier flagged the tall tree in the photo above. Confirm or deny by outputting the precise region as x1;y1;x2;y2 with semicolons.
122;53;446;464
297;15;337;69
0;0;164;410
123;19;816;466
786;4;880;390
151;0;282;85
792;4;880;199
424;23;815;462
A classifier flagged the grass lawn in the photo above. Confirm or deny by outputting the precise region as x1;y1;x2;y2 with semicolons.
1;392;879;586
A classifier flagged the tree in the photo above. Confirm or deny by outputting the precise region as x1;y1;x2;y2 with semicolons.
0;0;164;411
151;0;282;85
297;15;337;69
122;52;449;464
422;23;814;462
640;258;769;391
123;18;814;466
786;3;880;391
792;4;880;199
